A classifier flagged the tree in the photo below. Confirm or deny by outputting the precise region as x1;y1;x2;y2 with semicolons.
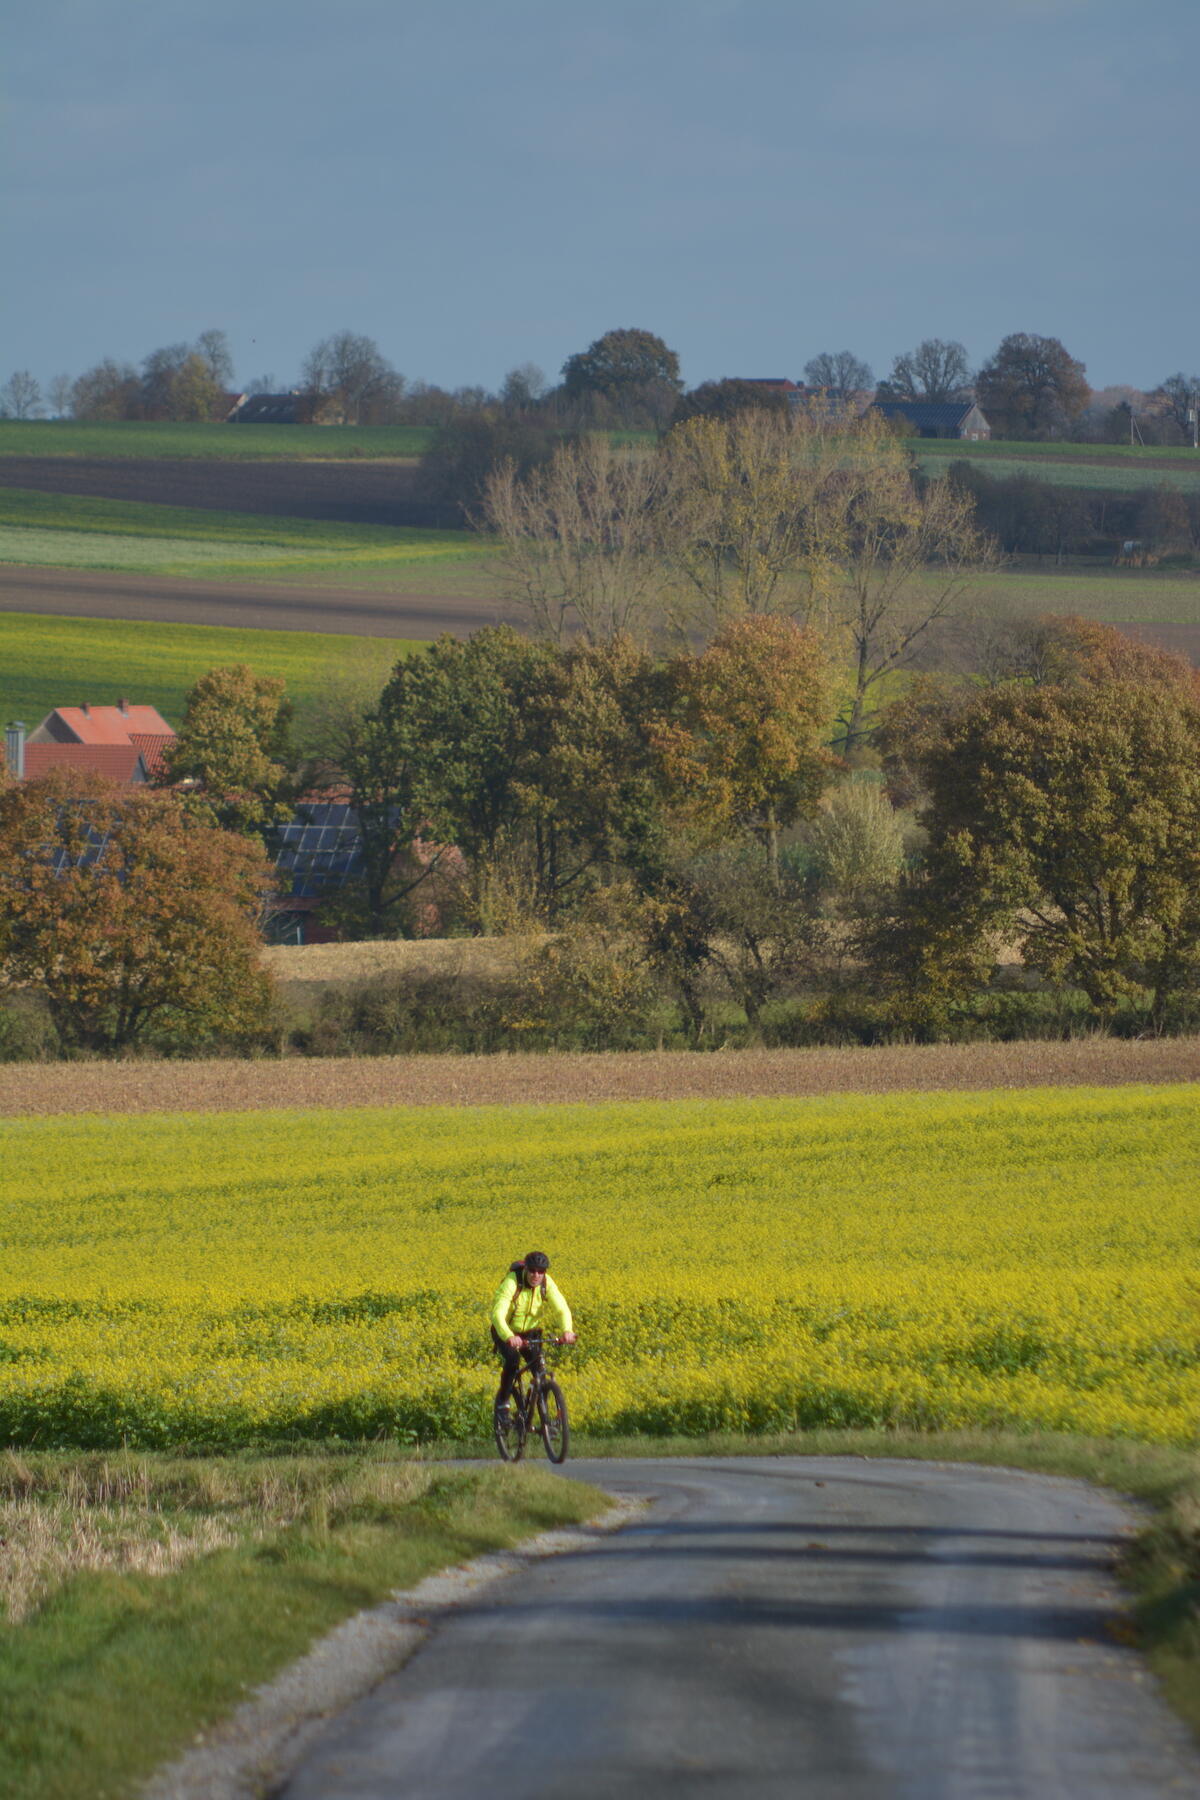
380;627;558;868
802;350;873;394
195;328;234;388
70;359;140;420
877;339;971;403
0;370;42;419
1155;372;1200;444
0;771;272;1051
833;468;996;747
481;434;668;643
47;373;73;417
500;363;547;413
301;331;400;425
139;342;191;418
302;682;437;937
650;614;835;866
658;404;862;626
975;333;1090;439
160;665;295;833
671;379;793;425
560;327;682;425
418;412;563;521
886;675;1200;1027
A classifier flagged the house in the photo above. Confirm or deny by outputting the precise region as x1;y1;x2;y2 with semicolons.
871;399;991;441
5;702;176;783
226;392;317;425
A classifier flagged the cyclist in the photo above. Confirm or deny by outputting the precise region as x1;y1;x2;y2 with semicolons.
491;1250;576;1422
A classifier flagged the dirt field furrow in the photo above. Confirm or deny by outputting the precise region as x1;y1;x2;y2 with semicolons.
1;1038;1196;1116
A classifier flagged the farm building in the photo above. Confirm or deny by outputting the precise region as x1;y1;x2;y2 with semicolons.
871;399;991;440
5;702;176;783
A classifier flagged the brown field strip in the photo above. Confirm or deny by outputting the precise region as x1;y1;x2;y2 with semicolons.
1;1038;1197;1116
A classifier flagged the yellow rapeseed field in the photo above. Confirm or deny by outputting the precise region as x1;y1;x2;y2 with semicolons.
1;1088;1196;1447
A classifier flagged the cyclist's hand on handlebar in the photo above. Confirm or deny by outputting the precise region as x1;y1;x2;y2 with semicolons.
561;1331;577;1345
507;1335;523;1349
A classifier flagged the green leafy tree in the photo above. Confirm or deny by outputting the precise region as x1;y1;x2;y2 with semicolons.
561;327;682;425
161;665;295;833
671;379;794;425
0;771;272;1051
303;686;439;938
975;333;1090;439
888;676;1200;1027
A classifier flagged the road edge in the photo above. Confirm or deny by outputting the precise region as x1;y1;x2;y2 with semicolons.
140;1494;645;1800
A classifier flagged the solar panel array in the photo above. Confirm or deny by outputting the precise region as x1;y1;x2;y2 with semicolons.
270;802;365;897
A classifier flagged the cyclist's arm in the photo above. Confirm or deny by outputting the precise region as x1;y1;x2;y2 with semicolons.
490;1274;519;1339
544;1275;573;1335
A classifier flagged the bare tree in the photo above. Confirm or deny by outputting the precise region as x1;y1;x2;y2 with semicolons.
1155;372;1200;444
878;339;971;403
833;472;996;747
0;370;43;419
481;435;668;644
301;331;400;425
802;350;873;393
657;403;912;631
47;373;73;417
195;329;234;388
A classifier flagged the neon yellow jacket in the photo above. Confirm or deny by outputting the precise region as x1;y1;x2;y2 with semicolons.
491;1270;573;1339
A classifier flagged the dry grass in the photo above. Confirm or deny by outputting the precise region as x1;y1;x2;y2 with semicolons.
260;934;537;1001
0;1451;433;1625
1;1037;1197;1116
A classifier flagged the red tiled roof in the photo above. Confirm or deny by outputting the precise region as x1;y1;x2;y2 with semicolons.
22;744;148;783
44;704;175;745
129;733;175;776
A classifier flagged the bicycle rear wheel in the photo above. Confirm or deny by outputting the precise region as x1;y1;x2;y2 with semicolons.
537;1378;569;1464
494;1384;527;1462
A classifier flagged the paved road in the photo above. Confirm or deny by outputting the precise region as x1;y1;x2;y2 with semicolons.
0;564;511;640
279;1457;1200;1799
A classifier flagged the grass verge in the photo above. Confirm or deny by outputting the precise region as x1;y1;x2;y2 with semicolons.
0;610;422;732
0;1450;604;1800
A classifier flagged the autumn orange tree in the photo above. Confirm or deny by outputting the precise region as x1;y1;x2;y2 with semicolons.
650;614;836;864
0;770;273;1051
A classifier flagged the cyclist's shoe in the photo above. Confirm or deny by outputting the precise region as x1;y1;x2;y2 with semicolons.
494;1401;512;1425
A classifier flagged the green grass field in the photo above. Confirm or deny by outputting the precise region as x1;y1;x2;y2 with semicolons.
919;437;1200;492
0;612;422;731
0;488;488;585
0;420;434;460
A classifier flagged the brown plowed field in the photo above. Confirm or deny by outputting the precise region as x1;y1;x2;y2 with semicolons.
0;457;449;529
2;1037;1196;1116
0;564;508;639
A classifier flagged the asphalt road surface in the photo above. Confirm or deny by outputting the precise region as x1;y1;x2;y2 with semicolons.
279;1457;1200;1800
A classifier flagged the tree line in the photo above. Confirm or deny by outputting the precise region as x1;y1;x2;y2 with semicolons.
4;607;1198;1058
5;322;1196;446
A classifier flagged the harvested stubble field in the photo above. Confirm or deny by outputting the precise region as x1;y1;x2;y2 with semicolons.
2;1037;1198;1116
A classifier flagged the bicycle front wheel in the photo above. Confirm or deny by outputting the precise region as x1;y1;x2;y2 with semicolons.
494;1392;526;1463
537;1379;569;1464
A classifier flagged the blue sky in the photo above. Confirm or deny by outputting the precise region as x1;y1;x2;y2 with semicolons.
5;0;1197;396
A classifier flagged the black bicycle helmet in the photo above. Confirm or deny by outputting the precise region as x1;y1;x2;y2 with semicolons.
523;1250;551;1272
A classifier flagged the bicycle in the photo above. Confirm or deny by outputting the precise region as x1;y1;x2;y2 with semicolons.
493;1335;570;1465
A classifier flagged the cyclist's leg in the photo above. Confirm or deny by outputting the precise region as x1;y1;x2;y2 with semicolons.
491;1326;521;1407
